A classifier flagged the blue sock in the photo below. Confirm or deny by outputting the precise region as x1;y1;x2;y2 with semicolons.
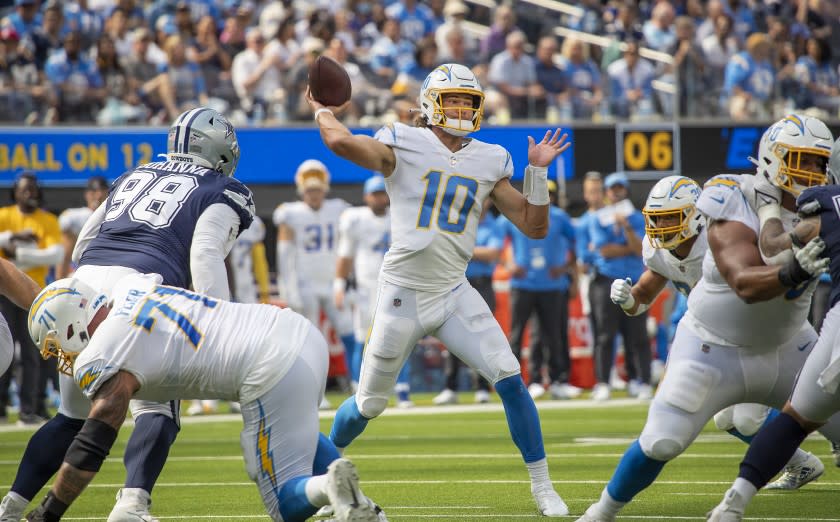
124;413;179;492
494;374;545;463
606;440;667;502
277;476;317;522
312;433;341;475
351;340;364;383
340;334;356;377
396;360;411;402
739;412;809;489
11;413;85;500
727;409;781;444
329;396;369;449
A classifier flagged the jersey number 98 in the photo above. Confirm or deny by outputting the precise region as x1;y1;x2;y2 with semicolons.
105;171;199;229
417;170;478;234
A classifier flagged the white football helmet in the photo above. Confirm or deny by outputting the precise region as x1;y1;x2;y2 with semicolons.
756;114;833;196
167;107;240;177
419;63;484;137
642;175;703;250
295;159;330;194
28;278;108;376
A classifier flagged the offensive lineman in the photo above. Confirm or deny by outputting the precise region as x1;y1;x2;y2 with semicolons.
0;107;255;522
23;274;382;522
309;63;571;516
577;114;840;521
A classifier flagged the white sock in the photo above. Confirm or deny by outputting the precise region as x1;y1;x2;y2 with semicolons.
731;477;758;507
526;458;550;488
785;448;810;468
304;475;330;507
595;487;626;516
0;491;29;513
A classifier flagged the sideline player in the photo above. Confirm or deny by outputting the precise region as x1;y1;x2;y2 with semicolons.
56;176;109;279
0;107;255;522
577;114;840;522
274;159;356;404
309;63;571;516
705;138;840;521
23;274;382;522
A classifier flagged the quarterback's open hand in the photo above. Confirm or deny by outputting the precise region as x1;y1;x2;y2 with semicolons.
305;87;352;117
794;237;829;276
527;129;570;168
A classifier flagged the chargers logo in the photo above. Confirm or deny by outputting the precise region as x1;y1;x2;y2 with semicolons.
256;401;278;493
76;365;103;392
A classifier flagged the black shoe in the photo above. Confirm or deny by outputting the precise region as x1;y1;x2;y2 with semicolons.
16;413;47;427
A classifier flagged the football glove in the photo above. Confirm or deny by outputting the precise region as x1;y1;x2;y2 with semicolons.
610;278;635;310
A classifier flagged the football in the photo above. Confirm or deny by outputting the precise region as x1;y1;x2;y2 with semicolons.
308;55;352;107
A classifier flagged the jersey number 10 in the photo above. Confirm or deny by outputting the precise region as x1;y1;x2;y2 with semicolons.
417;170;478;234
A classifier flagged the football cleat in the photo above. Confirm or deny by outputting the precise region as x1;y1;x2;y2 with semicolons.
636;384;654;401
531;485;569;517
325;459;378;522
706;489;745;522
107;488;159;522
590;383;611;402
0;492;27;522
432;389;458;405
575;504;616;522
549;382;582;400
474;389;490;403
528;383;545;400
396;400;414;409
765;452;824;490
831;441;840;467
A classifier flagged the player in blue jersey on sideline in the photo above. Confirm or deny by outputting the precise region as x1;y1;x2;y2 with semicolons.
0;107;255;522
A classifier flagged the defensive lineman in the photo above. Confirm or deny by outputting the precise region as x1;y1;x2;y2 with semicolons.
0;107;254;522
23;274;382;522
310;63;570;516
578;114;840;521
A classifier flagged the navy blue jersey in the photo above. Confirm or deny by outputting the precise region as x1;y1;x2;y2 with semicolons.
798;185;840;307
80;160;254;289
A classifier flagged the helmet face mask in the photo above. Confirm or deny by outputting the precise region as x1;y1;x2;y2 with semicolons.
167;107;240;177
758;114;833;197
642;175;703;250
420;64;484;137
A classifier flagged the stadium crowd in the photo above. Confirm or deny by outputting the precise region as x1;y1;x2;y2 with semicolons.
1;0;840;126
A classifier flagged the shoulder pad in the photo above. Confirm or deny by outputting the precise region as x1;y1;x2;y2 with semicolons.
697;175;755;228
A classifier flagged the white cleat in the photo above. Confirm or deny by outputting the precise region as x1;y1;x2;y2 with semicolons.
575;504;616;522
326;459;378;522
396;400;414;409
831;441;840;467
706;490;745;522
474;389;490;403
765;452;824;490
0;493;27;522
528;383;546;400
316;504;335;517
636;383;654;401
531;485;569;517
107;488;159;522
432;389;458;405
549;382;582;400
590;383;611;402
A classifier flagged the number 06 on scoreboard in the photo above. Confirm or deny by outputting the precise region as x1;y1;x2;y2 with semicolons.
615;122;681;180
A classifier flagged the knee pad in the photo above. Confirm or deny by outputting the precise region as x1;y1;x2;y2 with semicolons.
732;404;771;437
656;360;721;414
639;435;685;462
714;406;735;432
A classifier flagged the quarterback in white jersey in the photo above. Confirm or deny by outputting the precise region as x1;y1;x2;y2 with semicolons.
24;275;384;522
309;63;571;517
578;114;840;522
274;159;356;366
56;176;108;279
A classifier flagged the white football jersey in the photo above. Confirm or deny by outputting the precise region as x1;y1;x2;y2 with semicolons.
273;198;350;293
337;206;390;290
642;228;707;297
58;206;93;236
374;122;512;292
73;274;311;404
685;174;815;348
230;216;266;303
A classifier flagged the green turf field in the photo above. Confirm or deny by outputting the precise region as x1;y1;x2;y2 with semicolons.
1;393;838;521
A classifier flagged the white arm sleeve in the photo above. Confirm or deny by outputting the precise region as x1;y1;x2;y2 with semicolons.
72;202;107;263
16;243;65;267
190;203;240;301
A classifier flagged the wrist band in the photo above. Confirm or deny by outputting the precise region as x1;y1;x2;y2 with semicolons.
314;108;334;122
333;278;347;294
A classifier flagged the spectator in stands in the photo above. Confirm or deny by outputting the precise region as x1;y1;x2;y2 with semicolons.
284;36;323;120
607;40;656;119
332;8;356;55
385;0;436;42
695;0;724;44
534;35;565;120
560;37;602;120
173;1;195;42
63;0;103;51
95;34;147;124
766;17;801;101
721;32;774;120
2;0;42;40
232;27;282;123
392;36;437;99
727;0;757;43
26;2;64;70
122;27;178;122
662;16;707;117
158;33;208;111
500;180;581;401
480;4;517;64
220;10;247;58
356;1;387;51
488;30;542;119
105;7;133;59
45;30;104;123
568;0;603;36
369;17;414;86
700;12;739;88
587;172;650;402
265;16;300;72
604;1;644;44
323;36;378;121
435;0;475;60
794;36;840;112
438;24;476;69
189;15;234;105
642;1;676;52
0;26;44;123
0;172;62;425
